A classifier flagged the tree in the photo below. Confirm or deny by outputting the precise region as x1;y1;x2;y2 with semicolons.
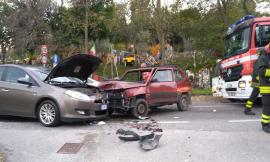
51;0;114;54
7;0;56;57
150;0;170;64
0;1;11;64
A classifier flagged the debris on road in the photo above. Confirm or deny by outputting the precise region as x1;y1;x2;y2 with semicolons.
116;118;163;150
212;109;217;112
89;121;106;126
139;133;162;150
138;116;149;120
173;117;180;119
96;121;106;125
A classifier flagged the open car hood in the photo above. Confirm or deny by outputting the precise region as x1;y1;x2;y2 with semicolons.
45;54;102;81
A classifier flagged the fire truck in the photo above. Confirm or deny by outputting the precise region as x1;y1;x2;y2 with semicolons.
221;15;270;100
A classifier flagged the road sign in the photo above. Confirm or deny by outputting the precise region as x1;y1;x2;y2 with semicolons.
41;55;48;64
41;45;48;55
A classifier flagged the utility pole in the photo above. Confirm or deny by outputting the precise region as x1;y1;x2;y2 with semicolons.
85;0;89;54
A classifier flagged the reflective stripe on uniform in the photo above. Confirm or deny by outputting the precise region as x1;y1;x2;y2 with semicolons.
259;86;270;94
262;119;270;124
247;101;253;105
265;69;270;77
256;76;259;81
262;114;270;119
246;100;253;109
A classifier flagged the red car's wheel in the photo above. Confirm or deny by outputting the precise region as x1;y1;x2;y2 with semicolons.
132;99;149;118
177;94;189;111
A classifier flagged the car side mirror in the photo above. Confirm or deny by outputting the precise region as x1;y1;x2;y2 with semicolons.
17;77;33;86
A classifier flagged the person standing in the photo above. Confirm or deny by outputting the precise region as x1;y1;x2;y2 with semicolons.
53;50;60;67
244;48;264;115
257;43;270;133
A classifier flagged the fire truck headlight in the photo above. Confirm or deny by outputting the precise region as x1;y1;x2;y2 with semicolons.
238;81;246;88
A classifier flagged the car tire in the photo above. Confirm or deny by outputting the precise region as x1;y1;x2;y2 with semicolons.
38;100;60;127
132;99;149;118
177;94;189;111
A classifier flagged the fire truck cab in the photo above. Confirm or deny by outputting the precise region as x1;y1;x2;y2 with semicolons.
221;15;270;100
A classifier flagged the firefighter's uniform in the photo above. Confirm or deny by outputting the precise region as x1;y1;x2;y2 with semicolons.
257;46;270;133
244;50;263;115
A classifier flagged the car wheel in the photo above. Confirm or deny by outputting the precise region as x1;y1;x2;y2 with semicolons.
38;100;60;127
177;94;189;111
132;99;149;118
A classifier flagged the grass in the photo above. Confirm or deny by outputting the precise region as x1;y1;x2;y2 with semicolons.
192;88;212;95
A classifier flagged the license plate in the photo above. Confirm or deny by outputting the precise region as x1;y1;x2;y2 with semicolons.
101;104;107;110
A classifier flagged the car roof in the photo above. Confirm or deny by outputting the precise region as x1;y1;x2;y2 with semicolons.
0;64;49;72
126;65;180;71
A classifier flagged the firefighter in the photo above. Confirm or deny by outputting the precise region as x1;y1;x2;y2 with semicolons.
244;49;264;115
257;43;270;133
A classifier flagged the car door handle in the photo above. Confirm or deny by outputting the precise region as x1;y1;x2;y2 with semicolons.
1;89;9;92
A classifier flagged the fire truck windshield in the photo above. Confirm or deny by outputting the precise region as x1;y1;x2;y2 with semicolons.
224;27;251;58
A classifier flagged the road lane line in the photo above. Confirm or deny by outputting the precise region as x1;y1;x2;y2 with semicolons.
137;121;190;124
192;104;245;108
228;119;261;123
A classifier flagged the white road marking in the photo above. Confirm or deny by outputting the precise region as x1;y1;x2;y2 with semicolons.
192;104;245;108
136;121;190;124
158;121;190;124
228;119;261;123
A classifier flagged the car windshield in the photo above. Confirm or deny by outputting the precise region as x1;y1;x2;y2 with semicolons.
224;27;251;58
31;68;83;84
31;69;49;81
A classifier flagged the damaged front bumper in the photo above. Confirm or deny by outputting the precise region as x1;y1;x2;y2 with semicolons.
107;92;135;111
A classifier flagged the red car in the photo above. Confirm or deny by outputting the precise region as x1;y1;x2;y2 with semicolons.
100;65;192;118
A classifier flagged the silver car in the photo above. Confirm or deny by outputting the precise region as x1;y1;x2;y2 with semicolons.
0;54;108;127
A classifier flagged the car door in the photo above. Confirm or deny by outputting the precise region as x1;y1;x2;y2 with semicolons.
175;69;191;94
0;66;7;114
1;67;39;117
148;69;178;104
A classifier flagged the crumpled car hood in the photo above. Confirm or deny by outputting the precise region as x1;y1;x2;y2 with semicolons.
100;81;145;91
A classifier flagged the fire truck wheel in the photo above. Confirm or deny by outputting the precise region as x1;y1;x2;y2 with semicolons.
132;99;149;118
177;94;189;111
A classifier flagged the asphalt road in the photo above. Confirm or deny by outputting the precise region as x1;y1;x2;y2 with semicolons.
0;99;269;162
